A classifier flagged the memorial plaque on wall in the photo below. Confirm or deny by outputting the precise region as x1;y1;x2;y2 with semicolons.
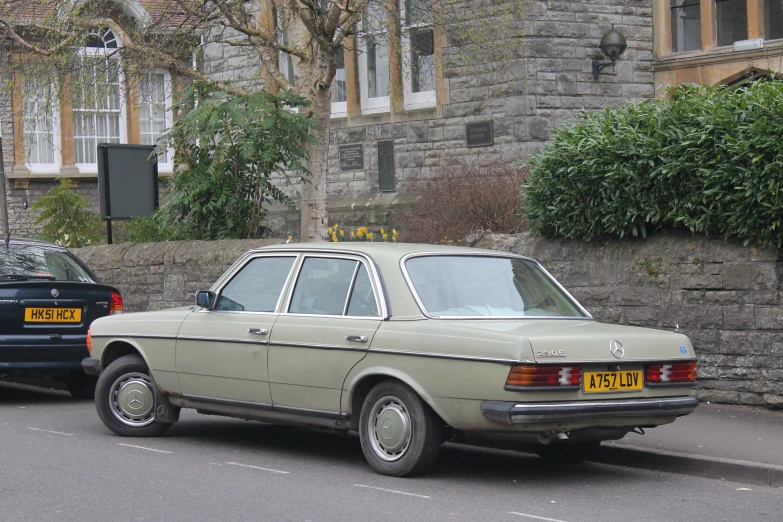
339;144;364;171
466;121;494;147
377;141;396;192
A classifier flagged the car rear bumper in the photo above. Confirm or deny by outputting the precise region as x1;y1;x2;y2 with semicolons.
480;396;700;425
81;357;101;376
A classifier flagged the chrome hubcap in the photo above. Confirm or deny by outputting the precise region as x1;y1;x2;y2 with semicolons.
368;396;412;462
109;372;155;427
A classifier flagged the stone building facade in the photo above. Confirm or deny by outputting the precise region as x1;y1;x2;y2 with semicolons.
1;0;657;238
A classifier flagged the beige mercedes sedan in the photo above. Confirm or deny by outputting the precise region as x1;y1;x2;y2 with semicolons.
82;243;698;476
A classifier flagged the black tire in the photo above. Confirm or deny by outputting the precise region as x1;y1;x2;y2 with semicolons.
533;441;600;464
95;354;172;437
66;373;97;399
359;381;443;477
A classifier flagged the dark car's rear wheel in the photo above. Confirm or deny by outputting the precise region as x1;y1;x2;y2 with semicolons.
95;355;172;437
359;381;443;477
533;441;600;464
65;372;97;399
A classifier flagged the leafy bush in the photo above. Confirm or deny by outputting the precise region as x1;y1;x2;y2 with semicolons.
524;79;783;248
111;215;174;244
156;85;315;240
32;178;102;247
396;162;526;244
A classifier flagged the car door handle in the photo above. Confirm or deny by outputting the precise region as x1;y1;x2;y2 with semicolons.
345;335;368;343
248;328;269;336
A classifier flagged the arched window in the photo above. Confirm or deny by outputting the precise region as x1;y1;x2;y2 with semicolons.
72;28;127;169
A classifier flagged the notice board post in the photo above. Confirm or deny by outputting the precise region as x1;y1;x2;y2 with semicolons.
97;144;159;244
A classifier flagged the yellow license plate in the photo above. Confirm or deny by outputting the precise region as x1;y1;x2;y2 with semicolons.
583;370;643;393
24;307;82;323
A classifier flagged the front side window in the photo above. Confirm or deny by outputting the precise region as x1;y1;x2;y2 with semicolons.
405;256;587;318
215;256;296;312
358;1;390;114
716;0;748;46
72;29;125;169
139;70;173;170
670;0;702;52
402;0;436;109
766;0;783;40
23;81;61;173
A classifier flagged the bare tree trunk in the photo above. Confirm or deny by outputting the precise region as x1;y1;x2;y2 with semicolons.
299;53;332;242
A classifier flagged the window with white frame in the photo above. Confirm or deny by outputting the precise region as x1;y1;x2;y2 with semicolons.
331;46;347;117
23;81;61;173
139;70;173;170
358;1;390;114
72;28;126;170
401;0;436;109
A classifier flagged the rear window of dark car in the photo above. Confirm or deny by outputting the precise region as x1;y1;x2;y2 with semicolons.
0;246;96;283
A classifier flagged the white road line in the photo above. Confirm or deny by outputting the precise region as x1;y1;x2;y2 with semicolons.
509;513;568;522
117;443;172;454
225;462;290;474
353;484;431;499
27;427;73;436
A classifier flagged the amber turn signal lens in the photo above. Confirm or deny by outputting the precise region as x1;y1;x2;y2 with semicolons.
86;328;92;353
506;365;582;387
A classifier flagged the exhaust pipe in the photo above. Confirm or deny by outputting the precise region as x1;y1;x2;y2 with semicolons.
537;430;569;445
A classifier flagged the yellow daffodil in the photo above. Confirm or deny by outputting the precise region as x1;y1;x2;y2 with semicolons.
366;232;374;240
339;230;344;237
382;233;388;240
380;228;385;235
350;231;355;238
333;224;339;230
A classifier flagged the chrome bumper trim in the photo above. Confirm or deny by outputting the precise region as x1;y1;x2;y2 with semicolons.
481;396;699;425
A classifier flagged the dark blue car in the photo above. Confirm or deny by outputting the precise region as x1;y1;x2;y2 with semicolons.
0;238;122;398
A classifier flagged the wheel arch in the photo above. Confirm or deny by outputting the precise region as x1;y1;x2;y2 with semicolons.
345;368;452;431
101;339;151;371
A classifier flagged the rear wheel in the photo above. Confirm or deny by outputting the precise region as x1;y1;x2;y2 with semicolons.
533;441;600;464
65;373;97;399
359;381;443;477
95;355;172;437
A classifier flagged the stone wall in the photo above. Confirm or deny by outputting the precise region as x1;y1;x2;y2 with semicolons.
75;231;783;409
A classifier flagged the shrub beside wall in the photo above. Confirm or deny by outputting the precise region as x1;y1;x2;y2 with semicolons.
524;80;783;249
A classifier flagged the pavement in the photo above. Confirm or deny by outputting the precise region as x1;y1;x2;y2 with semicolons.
589;402;783;487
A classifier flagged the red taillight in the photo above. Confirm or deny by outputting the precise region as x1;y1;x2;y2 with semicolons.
645;362;697;383
110;292;124;315
506;365;582;387
86;328;92;353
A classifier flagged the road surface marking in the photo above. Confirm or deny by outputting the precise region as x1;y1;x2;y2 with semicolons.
27;427;73;436
118;443;172;454
509;513;568;522
353;484;431;499
225;462;290;474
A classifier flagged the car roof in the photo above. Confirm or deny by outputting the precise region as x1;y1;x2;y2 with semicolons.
252;241;527;259
5;238;69;251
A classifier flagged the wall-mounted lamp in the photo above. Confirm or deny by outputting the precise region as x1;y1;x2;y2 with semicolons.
592;26;627;80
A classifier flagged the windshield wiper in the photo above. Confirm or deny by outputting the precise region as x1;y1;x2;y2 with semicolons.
0;274;57;281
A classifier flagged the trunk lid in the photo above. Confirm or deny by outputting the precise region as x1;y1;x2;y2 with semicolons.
0;281;117;336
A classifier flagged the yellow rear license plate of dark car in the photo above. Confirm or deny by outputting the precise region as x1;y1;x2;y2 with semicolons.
24;308;82;323
583;370;643;393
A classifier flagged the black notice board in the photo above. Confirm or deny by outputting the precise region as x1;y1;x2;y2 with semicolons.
339;144;364;171
466;121;494;147
97;144;159;220
378;141;396;192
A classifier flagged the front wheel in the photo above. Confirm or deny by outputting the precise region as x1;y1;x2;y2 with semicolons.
95;355;172;437
359;381;443;477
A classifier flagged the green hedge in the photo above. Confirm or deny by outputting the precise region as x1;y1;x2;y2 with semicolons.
524;79;783;249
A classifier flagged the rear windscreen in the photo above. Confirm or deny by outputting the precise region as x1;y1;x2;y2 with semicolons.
0;246;96;282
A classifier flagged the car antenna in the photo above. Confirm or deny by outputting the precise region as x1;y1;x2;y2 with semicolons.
5;197;28;251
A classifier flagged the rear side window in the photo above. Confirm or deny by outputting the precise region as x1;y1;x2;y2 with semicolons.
0;246;95;282
215;256;296;312
289;257;357;315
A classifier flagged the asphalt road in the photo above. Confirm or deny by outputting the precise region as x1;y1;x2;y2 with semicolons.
2;381;782;522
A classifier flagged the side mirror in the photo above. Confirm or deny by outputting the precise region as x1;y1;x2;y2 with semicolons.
196;290;216;310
